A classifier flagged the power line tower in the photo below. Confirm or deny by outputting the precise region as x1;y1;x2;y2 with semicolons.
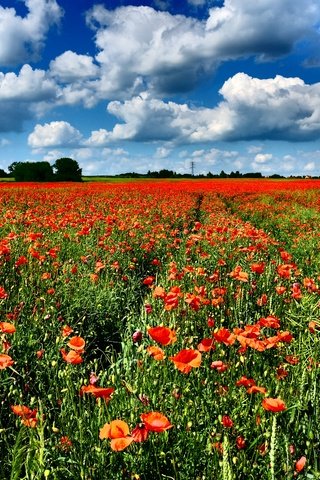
191;161;195;176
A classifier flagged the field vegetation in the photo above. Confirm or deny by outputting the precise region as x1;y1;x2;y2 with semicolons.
0;179;320;479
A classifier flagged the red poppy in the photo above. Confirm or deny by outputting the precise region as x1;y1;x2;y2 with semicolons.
236;376;256;388
210;360;228;372
131;423;149;442
197;338;215;352
99;419;133;451
140;412;173;432
262;397;286;412
67;336;85;352
146;345;165;361
236;436;246;449
11;405;37;427
80;385;115;401
247;386;267;394
0;353;14;369
0;322;16;334
147;326;177;346
295;456;307;473
213;328;236;346
258;316;280;329
62;325;73;337
60;348;83;364
169;349;201;374
222;415;233;428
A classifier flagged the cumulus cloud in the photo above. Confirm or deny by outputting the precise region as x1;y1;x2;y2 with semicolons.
254;153;273;164
49;51;99;83
84;74;320;144
28;121;83;148
0;64;58;132
0;0;63;67
84;1;320;96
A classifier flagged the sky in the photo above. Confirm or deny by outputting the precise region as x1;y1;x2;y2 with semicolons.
1;0;320;176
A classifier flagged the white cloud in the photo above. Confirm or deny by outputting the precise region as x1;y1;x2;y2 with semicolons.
0;64;57;102
28;121;83;148
154;147;171;158
49;51;99;83
84;74;320;144
0;0;63;67
84;1;320;96
254;153;273;164
0;64;58;132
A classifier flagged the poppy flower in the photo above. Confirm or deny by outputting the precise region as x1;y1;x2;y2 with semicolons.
295;456;307;473
236;376;256;388
0;353;14;369
62;325;73;337
132;423;149;442
0;322;16;334
140;412;173;432
222;415;233;428
258;316;280;329
213;328;236;346
67;336;85;352
99;419;133;451
11;405;37;427
197;338;215;352
236;436;246;450
262;397;286;412
80;385;114;401
210;360;228;372
146;345;165;361
247;386;267;394
147;326;177;346
169;349;201;374
60;348;83;364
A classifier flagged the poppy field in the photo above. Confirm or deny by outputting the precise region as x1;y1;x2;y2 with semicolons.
1;179;320;479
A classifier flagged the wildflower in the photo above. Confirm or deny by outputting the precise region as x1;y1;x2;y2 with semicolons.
60;348;83;364
140;412;173;432
169;349;201;374
67;336;85;352
210;360;228;372
236;436;246;449
11;405;37;427
0;322;16;334
99;419;133;451
222;415;233;428
59;436;73;451
80;385;114;401
0;353;14;369
146;345;165;361
197;338;215;352
236;376;256;388
247;385;267;394
295;456;306;474
147;326;177;346
262;397;286;412
132;423;149;442
132;330;143;343
62;325;73;337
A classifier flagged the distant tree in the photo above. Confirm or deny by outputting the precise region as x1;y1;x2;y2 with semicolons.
0;168;8;178
8;161;53;181
53;158;82;182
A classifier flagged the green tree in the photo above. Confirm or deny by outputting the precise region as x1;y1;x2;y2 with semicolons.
8;161;53;181
53;157;82;182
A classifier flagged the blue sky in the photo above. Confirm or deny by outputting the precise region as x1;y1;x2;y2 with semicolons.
1;0;320;176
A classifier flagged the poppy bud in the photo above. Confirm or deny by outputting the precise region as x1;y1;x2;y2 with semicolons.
132;330;143;343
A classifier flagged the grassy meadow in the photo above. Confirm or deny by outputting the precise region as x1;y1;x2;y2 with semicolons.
0;179;320;479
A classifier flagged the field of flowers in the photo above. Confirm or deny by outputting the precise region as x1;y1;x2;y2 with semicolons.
1;179;320;480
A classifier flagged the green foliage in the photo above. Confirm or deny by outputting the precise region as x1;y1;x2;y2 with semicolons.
53;158;82;182
9;161;54;181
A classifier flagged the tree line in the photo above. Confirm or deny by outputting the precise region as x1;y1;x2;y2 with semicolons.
4;158;82;182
